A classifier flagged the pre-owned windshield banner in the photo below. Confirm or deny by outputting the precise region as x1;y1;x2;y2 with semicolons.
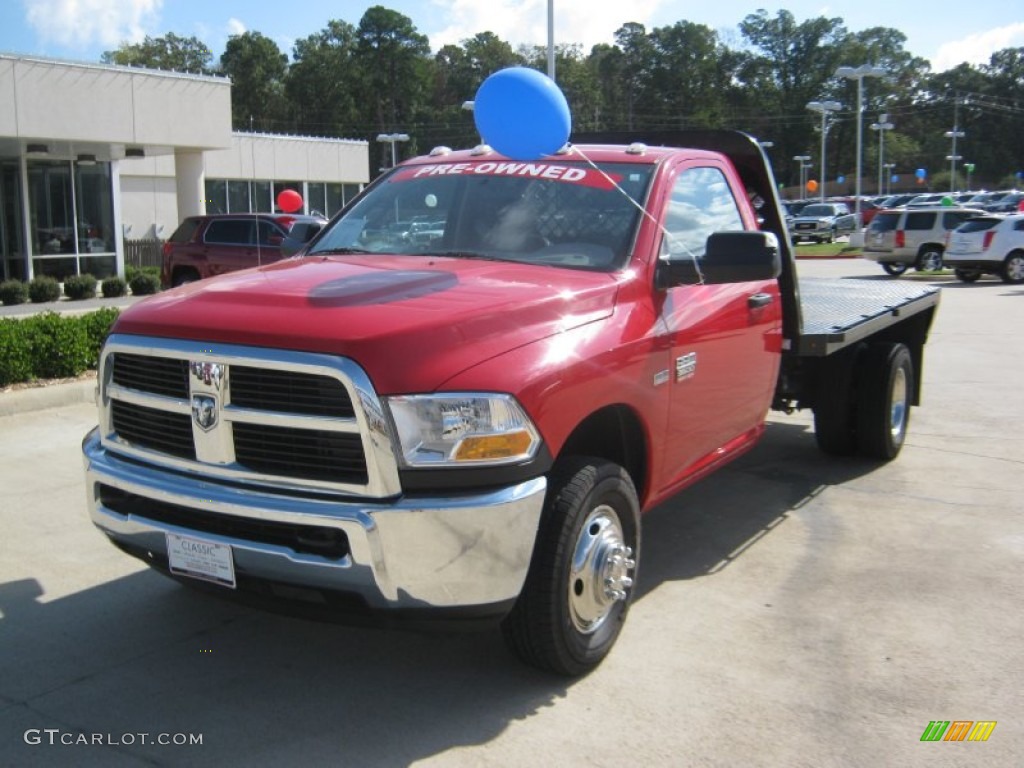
391;162;622;190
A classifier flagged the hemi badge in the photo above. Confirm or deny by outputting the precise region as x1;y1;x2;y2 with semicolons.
653;370;670;386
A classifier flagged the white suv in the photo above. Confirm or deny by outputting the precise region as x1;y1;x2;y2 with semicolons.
945;213;1024;283
861;206;983;276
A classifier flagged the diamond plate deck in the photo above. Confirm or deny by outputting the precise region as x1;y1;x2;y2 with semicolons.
794;277;940;356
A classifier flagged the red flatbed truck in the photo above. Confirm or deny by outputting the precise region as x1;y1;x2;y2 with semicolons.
83;131;939;674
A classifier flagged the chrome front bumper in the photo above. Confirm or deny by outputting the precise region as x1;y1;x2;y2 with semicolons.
83;428;546;613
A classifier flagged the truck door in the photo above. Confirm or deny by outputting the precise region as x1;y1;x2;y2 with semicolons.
653;162;782;492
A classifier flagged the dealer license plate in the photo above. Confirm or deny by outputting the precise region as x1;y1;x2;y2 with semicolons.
166;533;236;589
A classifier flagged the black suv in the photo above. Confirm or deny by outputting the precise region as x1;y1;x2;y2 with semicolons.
160;213;326;288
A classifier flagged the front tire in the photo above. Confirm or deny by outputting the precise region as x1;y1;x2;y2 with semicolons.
954;268;981;283
1000;251;1024;284
502;457;640;676
881;262;908;276
856;343;914;460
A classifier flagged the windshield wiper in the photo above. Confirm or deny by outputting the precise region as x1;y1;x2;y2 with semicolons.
308;246;373;256
422;250;510;262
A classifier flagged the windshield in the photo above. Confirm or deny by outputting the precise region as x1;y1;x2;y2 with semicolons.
800;204;836;216
309;160;654;271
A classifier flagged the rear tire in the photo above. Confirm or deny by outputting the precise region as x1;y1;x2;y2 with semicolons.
172;268;201;287
881;262;908;276
1000;251;1024;284
916;247;943;272
856;343;914;460
502;457;639;676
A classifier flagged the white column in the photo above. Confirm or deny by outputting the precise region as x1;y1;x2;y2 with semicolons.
174;150;206;221
110;159;125;277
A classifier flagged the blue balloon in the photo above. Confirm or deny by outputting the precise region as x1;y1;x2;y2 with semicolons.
474;67;571;161
915;168;927;178
891;174;899;183
837;175;845;183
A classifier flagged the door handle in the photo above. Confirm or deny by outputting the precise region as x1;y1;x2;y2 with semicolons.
748;292;773;309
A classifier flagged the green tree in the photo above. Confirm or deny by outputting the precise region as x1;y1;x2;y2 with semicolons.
355;5;431;142
101;32;213;73
285;20;361;137
221;31;288;132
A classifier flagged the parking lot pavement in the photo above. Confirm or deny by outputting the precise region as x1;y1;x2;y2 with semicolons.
1;259;1021;767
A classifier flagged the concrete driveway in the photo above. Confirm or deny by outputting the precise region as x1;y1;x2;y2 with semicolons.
1;258;1021;767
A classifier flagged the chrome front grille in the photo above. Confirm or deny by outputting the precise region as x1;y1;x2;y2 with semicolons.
99;335;400;498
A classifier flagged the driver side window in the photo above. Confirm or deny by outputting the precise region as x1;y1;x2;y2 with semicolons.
660;166;744;260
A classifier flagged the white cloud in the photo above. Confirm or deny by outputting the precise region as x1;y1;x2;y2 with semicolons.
932;23;1024;71
24;0;162;49
226;17;246;37
427;0;666;52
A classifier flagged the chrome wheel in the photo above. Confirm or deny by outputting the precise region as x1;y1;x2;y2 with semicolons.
1002;252;1024;284
917;249;943;272
889;364;908;444
568;505;635;635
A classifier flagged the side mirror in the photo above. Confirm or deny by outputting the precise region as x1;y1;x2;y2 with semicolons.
657;231;781;288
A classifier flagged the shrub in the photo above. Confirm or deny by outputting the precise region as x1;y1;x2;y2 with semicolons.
21;312;92;379
63;274;98;300
126;265;160;284
129;273;160;296
28;276;61;304
0;279;28;306
80;307;120;367
0;318;33;386
102;276;128;298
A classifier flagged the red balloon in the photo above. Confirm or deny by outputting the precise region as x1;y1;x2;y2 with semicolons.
276;188;303;213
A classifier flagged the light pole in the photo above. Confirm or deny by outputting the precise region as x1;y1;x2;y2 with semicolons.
793;155;811;199
376;132;410;168
807;100;842;203
883;163;896;195
944;128;965;192
836;64;887;222
870;113;894;195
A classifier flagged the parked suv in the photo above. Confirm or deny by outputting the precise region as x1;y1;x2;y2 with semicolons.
788;201;857;243
861;206;982;275
945;213;1024;283
161;213;326;288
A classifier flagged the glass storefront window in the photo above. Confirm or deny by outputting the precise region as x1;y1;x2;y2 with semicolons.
343;183;362;206
326;183;344;217
28;160;75;255
228;180;251;213
308;183;326;218
1;160;26;280
205;179;227;214
75;162;114;255
253;181;271;212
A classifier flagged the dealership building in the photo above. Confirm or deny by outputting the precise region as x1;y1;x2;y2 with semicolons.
0;52;369;282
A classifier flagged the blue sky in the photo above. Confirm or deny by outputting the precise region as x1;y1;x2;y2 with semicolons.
1;0;1022;73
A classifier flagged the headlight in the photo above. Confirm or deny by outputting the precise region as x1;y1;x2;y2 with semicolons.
385;393;541;468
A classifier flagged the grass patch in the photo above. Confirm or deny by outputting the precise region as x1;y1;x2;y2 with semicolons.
791;241;860;259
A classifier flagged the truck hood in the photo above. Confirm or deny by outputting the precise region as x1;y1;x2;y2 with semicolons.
114;255;619;393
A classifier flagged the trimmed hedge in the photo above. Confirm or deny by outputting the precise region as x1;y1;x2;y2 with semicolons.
28;276;61;303
64;274;98;300
1;279;28;306
102;276;128;298
0;308;119;387
129;273;160;296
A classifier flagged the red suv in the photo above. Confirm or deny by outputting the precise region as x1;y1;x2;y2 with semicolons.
160;213;326;288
